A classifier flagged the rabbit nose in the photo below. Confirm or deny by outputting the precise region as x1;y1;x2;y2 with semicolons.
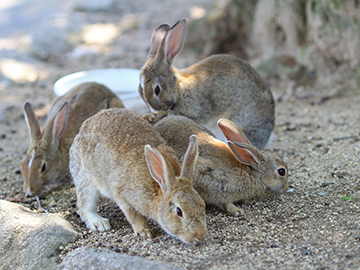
194;230;207;243
193;236;205;246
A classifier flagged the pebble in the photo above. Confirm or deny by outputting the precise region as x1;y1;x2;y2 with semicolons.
301;248;310;255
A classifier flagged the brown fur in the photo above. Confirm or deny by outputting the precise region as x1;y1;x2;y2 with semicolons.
154;115;288;216
22;82;124;196
69;109;206;244
139;18;275;149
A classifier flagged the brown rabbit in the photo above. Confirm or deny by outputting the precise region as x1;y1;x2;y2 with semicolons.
154;115;288;216
22;82;124;196
139;18;275;149
69;108;206;245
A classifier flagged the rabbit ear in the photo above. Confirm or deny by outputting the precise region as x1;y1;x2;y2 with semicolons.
149;24;171;59
164;18;186;64
228;141;266;172
218;118;252;145
180;134;199;179
52;101;69;142
24;102;42;142
145;145;173;193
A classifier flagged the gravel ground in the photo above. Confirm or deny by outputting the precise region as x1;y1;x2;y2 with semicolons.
0;0;359;269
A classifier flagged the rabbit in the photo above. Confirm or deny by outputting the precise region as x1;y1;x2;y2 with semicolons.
154;115;289;217
69;108;207;245
22;82;124;197
139;18;275;149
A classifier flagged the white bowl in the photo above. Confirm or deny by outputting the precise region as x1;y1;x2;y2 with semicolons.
53;68;149;114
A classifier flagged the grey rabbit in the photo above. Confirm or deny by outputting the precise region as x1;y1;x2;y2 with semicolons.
139;18;275;149
154;115;289;216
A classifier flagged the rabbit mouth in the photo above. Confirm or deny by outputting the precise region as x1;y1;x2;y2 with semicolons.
263;182;287;193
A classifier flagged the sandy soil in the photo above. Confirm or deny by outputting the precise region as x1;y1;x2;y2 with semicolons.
0;0;359;269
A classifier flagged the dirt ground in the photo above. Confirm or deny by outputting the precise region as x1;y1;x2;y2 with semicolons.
0;0;359;269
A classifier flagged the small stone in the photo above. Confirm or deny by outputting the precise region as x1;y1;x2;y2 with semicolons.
113;247;121;253
122;246;129;253
320;182;331;187
1;134;6;139
249;246;257;253
270;243;278;248
15;169;21;175
301;248;310;255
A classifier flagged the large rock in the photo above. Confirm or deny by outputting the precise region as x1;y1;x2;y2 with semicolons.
59;247;182;270
0;200;78;270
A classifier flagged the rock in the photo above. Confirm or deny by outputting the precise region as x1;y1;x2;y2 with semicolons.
59;247;182;270
0;200;78;270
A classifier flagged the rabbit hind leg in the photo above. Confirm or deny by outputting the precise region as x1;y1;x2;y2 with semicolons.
108;97;124;108
223;202;245;217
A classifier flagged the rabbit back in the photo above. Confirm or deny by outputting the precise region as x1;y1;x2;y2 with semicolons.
71;109;177;194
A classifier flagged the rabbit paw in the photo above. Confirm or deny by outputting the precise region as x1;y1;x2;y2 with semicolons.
85;214;111;231
135;228;153;238
142;111;171;124
224;202;245;217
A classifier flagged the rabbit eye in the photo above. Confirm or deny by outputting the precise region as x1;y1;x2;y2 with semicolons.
41;163;47;174
154;85;161;96
176;207;183;218
277;168;286;176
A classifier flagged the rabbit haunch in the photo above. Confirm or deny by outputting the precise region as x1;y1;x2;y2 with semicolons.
22;82;124;196
139;18;275;149
69;108;206;245
154;115;288;217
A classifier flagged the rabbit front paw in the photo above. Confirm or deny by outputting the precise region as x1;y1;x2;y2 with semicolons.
224;202;245;217
84;213;111;231
135;228;153;238
142;111;171;124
